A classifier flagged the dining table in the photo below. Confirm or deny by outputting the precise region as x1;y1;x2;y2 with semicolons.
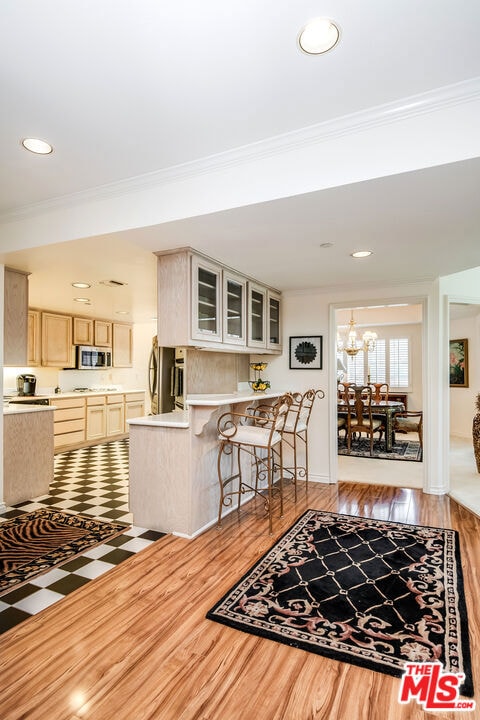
337;399;405;452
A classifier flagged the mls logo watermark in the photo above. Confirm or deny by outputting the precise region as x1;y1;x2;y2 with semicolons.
399;662;475;711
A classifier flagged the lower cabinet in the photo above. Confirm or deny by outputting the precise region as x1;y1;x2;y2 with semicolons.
53;391;145;452
53;397;86;450
106;397;125;436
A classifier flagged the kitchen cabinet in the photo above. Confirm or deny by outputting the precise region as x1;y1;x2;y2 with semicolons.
267;290;282;350
191;255;222;342
223;270;247;346
113;322;133;367
73;316;94;345
106;395;125;436
53;396;86;450
28;309;41;366
94;319;112;347
41;312;74;368
86;395;106;440
124;392;145;430
247;282;267;349
156;248;281;353
3;267;29;366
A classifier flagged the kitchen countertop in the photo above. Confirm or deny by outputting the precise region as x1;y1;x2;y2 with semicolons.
127;391;286;429
5;388;146;401
3;405;56;415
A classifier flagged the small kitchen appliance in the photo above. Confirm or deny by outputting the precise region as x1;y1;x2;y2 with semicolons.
76;346;113;370
16;374;37;396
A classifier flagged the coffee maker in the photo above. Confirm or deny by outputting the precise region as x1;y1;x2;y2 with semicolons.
16;374;37;396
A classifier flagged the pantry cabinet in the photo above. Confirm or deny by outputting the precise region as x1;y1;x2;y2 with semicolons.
3;267;29;366
156;248;282;353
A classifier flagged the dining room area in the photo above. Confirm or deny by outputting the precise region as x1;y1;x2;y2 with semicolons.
335;303;424;489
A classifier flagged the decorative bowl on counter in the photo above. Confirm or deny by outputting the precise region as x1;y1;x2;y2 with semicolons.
248;380;271;393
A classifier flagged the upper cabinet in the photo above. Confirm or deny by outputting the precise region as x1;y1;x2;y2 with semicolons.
94;319;112;347
41;312;75;368
73;316;94;346
113;322;133;367
191;255;222;343
28;309;41;366
3;267;29;366
156;248;281;353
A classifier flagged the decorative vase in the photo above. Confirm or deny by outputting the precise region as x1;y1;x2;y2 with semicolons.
473;392;480;473
249;362;270;392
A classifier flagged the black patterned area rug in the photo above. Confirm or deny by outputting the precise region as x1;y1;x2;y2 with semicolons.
338;437;422;462
207;509;473;696
0;508;129;596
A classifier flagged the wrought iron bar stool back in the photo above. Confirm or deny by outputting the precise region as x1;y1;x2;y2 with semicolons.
282;388;325;501
216;393;293;534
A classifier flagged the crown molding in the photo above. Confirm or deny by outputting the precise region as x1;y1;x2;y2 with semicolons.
2;77;480;224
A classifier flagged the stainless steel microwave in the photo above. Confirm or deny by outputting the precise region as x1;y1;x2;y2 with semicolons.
76;345;113;369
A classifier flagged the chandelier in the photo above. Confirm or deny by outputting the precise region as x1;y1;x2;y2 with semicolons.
337;310;377;357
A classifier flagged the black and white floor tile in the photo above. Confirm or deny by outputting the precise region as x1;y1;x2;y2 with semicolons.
0;438;165;634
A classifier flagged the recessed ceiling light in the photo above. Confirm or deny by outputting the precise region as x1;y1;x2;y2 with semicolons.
74;297;91;303
298;17;340;55
115;310;129;315
351;250;373;258
319;242;334;248
21;137;53;155
72;282;91;289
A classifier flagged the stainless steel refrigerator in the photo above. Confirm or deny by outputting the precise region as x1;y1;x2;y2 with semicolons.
148;338;186;414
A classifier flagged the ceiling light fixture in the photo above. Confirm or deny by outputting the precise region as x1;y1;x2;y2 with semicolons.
71;282;91;289
115;310;129;315
74;297;90;303
337;310;377;356
298;17;340;55
351;250;373;258
21;138;53;155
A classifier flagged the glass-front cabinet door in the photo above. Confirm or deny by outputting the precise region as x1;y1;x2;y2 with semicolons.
191;256;222;342
223;271;246;346
267;290;282;350
248;282;267;348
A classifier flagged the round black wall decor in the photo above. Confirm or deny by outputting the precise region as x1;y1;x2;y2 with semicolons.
289;336;322;369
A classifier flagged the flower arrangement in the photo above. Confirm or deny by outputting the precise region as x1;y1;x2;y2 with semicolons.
249;362;270;392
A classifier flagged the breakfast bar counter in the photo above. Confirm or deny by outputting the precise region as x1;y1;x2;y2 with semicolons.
127;391;285;537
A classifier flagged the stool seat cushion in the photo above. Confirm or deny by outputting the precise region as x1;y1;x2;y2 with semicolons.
219;425;282;448
283;419;307;433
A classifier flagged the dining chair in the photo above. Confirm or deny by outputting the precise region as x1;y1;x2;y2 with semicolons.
369;382;389;403
281;388;325;501
345;384;383;456
216;393;293;534
393;410;423;449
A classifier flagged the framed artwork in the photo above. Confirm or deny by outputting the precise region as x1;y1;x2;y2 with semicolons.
449;338;469;387
289;336;322;370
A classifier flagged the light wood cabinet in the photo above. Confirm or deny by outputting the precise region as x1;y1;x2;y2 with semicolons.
28;309;41;366
156;248;282;353
86;395;106;440
73;317;94;345
3;267;29;366
124;392;146;430
223;270;247;346
106;396;125;436
53;397;86;450
113;323;133;367
41;312;74;368
267;290;282;350
248;282;267;349
94;320;112;347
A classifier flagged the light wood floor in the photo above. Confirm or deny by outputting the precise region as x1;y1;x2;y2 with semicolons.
1;481;478;720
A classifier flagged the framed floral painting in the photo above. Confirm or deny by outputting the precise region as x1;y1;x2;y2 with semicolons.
449;338;469;387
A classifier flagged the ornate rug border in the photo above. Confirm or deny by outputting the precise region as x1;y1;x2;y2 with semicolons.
206;509;473;697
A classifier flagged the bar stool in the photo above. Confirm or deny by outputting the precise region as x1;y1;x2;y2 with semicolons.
282;388;325;501
216;393;292;534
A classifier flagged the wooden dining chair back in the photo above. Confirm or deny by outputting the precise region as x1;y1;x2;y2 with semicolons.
393;410;423;449
345;384;383;456
370;382;389;403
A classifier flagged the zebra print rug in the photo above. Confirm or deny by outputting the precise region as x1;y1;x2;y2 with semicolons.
0;508;128;595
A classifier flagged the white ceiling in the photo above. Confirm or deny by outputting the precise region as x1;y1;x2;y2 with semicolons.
1;1;480;321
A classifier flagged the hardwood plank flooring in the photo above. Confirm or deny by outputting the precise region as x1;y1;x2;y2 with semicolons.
0;481;478;720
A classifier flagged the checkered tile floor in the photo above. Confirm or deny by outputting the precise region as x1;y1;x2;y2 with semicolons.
0;438;165;634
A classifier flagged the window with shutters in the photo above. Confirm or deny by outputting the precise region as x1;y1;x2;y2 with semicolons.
340;336;410;389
